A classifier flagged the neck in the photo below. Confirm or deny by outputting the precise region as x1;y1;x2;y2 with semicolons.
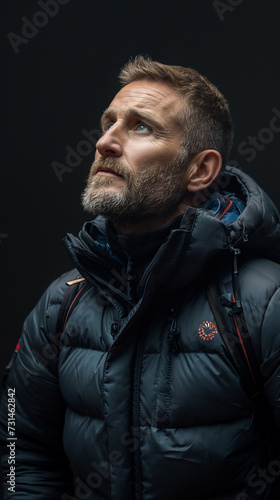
112;199;192;235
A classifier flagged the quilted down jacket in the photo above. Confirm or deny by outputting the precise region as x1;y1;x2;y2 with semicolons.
1;165;280;499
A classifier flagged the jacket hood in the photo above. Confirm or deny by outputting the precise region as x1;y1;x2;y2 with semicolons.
63;166;280;302
220;166;280;260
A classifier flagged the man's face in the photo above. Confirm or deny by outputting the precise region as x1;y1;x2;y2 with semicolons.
82;80;190;230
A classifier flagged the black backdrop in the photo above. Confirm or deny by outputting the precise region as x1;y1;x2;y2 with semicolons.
0;0;280;493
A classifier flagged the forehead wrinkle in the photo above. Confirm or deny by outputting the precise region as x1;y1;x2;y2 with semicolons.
112;85;174;110
101;101;183;137
118;86;171;99
101;83;184;133
110;90;179;114
113;94;163;109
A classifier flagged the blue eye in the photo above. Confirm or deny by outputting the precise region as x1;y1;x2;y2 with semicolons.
105;123;114;131
136;123;149;132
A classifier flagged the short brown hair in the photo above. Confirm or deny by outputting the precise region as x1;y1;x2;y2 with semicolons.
119;56;233;167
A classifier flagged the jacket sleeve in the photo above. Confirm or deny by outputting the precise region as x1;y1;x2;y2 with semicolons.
0;273;75;499
238;258;280;425
260;285;280;425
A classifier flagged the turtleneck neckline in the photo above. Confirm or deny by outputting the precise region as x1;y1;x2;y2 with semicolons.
105;215;183;281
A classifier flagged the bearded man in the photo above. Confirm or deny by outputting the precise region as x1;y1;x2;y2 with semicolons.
1;56;280;500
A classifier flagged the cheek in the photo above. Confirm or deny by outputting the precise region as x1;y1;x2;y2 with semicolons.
130;143;177;166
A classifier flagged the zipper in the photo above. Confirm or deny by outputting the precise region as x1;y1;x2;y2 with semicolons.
137;226;189;297
125;257;137;303
88;273;135;307
166;307;179;427
102;298;149;498
138;240;168;293
167;307;180;354
132;321;147;500
64;236;134;306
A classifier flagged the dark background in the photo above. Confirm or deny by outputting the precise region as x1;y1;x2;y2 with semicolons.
0;0;280;494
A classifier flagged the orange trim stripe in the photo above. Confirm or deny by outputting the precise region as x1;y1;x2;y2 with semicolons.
66;278;86;286
218;196;233;220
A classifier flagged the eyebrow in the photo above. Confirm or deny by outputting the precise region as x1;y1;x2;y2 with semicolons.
100;107;164;131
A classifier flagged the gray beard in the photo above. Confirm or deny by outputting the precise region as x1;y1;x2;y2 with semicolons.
81;153;188;225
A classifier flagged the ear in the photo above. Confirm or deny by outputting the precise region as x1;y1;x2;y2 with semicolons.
184;150;222;192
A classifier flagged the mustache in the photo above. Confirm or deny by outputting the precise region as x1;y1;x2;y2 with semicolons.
90;157;128;178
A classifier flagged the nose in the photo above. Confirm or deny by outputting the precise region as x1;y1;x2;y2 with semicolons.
95;126;122;158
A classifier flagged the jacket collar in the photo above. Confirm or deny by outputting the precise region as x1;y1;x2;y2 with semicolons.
62;166;280;303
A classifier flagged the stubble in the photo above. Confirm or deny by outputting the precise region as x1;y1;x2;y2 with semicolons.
81;153;188;225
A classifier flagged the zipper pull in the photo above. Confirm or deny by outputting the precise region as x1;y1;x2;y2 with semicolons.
125;258;136;302
241;220;248;242
230;246;242;310
168;307;180;353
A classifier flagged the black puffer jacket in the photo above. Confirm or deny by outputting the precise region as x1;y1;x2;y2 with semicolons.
1;166;280;499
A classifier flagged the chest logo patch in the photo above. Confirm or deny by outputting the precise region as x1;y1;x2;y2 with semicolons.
198;321;218;341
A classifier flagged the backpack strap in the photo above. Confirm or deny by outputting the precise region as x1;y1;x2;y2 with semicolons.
56;276;91;334
2;275;91;388
206;252;262;399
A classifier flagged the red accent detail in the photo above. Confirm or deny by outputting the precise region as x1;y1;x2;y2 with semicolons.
231;294;257;387
62;283;88;332
198;321;218;341
218;196;233;220
16;343;20;350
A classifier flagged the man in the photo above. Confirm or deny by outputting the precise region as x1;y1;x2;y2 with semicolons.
1;56;280;499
